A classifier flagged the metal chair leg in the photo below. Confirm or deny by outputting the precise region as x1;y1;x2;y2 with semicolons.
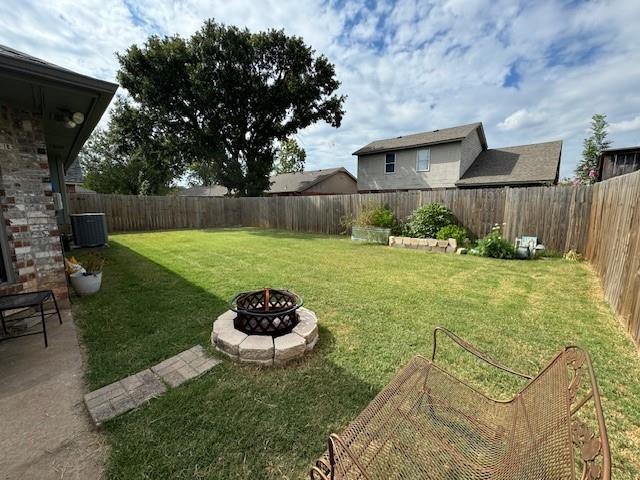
40;303;48;348
0;310;7;335
52;293;62;324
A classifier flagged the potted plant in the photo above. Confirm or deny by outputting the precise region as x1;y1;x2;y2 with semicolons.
69;253;105;296
346;203;397;244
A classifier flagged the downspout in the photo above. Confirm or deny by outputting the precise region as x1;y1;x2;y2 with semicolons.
48;156;71;230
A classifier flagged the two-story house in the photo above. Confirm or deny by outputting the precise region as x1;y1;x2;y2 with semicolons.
354;122;562;192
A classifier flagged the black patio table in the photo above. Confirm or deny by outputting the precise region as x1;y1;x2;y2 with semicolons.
0;290;62;348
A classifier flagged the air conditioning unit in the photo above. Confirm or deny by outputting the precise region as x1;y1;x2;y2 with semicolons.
70;213;108;247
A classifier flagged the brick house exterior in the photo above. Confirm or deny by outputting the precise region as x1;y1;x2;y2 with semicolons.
0;45;117;306
0;106;65;300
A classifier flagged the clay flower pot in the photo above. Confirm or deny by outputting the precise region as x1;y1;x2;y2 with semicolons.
70;271;103;296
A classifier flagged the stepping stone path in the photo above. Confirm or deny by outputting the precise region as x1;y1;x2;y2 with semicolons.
84;345;220;427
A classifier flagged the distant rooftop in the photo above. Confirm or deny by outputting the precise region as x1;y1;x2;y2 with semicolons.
456;140;562;187
176;167;356;196
268;167;355;194
353;122;485;156
65;159;84;184
601;146;640;154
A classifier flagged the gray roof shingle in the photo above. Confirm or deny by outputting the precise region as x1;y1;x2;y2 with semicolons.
268;167;354;194
353;122;483;156
456;140;562;186
176;168;356;196
0;43;118;93
0;44;76;73
600;146;640;154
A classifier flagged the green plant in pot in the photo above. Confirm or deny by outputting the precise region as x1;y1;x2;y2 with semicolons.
346;203;397;244
70;253;105;296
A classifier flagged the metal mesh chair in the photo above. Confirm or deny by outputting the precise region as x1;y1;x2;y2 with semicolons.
0;290;62;347
311;327;610;480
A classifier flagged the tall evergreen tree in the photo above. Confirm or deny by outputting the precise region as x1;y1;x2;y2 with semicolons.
575;114;611;184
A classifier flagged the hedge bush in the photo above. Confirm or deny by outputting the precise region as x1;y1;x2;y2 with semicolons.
353;203;397;229
405;203;455;238
436;224;468;246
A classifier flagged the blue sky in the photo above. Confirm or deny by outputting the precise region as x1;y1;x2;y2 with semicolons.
1;0;639;179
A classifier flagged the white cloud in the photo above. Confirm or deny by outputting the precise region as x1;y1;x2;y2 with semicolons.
1;0;640;179
609;116;640;133
498;109;546;131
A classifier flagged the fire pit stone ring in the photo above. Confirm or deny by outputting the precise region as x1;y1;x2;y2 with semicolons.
211;289;318;366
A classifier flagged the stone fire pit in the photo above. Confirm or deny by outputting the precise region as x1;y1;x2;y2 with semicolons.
211;289;318;366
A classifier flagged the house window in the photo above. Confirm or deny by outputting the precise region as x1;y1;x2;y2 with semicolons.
617;153;637;165
416;149;430;171
385;153;396;174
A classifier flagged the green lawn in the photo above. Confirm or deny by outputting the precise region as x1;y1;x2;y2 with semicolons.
73;228;640;479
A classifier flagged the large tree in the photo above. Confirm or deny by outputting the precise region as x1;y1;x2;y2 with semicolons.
186;157;219;187
274;138;306;174
116;19;345;196
575;114;611;184
80;98;184;195
80;129;139;195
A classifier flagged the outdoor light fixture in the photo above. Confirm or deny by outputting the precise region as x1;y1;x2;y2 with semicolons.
71;112;85;124
58;110;85;129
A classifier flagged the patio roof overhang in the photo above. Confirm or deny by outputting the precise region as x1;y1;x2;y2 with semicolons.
0;44;118;171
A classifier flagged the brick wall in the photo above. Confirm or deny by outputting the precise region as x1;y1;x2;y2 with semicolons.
0;104;68;305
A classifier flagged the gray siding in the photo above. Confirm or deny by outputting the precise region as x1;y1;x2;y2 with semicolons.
357;142;462;191
460;127;483;177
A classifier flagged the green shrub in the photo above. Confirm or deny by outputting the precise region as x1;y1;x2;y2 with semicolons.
406;203;455;238
346;203;397;229
436;224;468;246
474;224;515;259
390;221;408;236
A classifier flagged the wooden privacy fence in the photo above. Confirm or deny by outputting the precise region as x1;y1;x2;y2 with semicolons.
585;171;640;345
69;174;640;346
68;186;592;252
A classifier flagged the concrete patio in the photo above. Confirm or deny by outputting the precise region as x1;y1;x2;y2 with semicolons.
0;310;107;480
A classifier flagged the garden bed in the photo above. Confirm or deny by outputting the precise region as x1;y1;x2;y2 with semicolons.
388;236;458;253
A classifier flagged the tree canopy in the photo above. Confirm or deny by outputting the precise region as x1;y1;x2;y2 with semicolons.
80;98;184;195
274;138;306;174
104;19;344;196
